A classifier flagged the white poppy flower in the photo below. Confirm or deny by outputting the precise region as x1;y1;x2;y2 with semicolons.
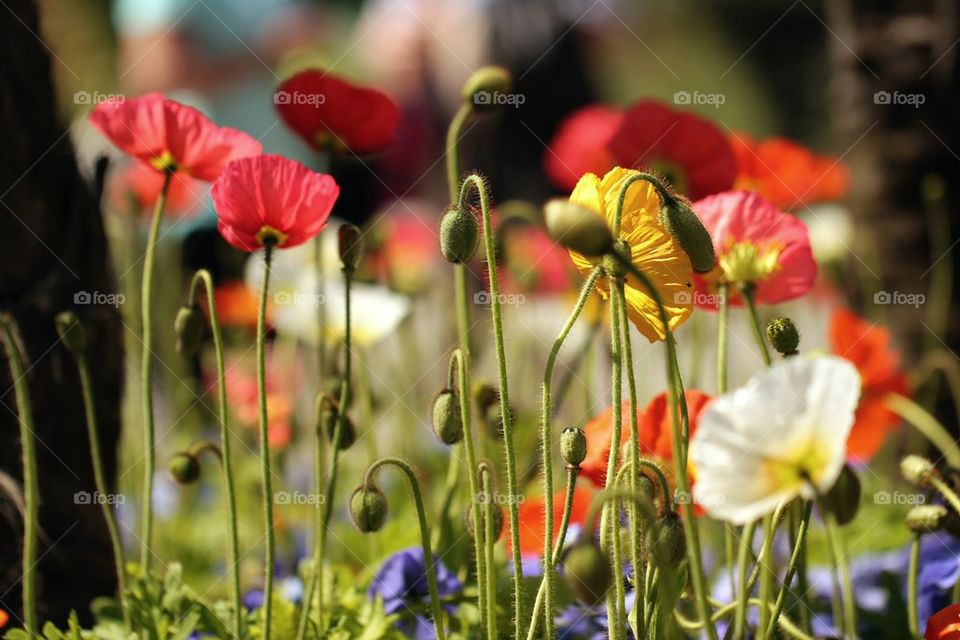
690;355;861;524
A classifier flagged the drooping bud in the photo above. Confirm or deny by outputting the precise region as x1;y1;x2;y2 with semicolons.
462;66;512;112
318;401;356;450
55;311;87;354
905;504;948;533
473;382;510;441
466;502;504;540
562;541;613;606
350;484;388;533
560;427;587;467
439;204;479;264
766;317;800;357
431;388;464;445
658;194;715;273
645;511;687;567
823;465;861;526
174;305;205;358
902;455;937;487
326;376;353;409
338;224;364;271
168;452;201;484
544;199;614;257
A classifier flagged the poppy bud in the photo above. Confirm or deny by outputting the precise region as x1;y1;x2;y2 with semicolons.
466;502;504;540
766;317;800;357
338;224;364;271
562;541;613;605
168;452;201;484
431;388;464;445
823;464;861;526
462;66;512;112
350;484;388;533
55;311;87;354
174;305;205;358
439;204;479;264
473;382;499;414
645;511;687;567
905;504;948;533
560;427;587;467
659;195;716;273
319;402;356;450
544;199;614;258
902;455;936;487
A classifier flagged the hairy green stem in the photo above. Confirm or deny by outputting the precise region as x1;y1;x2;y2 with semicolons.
732;520;757;639
908;534;920;637
479;462;499;640
257;244;277;639
764;501;813;638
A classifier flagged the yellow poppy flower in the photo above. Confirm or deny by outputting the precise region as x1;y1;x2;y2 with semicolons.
567;167;694;342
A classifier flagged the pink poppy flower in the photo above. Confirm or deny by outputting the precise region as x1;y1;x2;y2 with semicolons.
274;69;400;155
544;105;624;192
608;100;736;200
693;190;816;308
211;154;339;252
89;93;262;181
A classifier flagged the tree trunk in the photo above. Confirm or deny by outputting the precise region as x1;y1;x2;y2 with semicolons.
0;0;123;627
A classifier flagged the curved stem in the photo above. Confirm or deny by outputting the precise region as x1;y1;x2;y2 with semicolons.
479;462;498;640
0;316;39;635
908;534;920;637
886;393;960;468
610;172;672;235
460;173;525;637
732;520;757;639
188;269;242;637
364;458;447;640
741;285;771;366
536;265;602;636
764;501;813;638
446;104;472;203
140;168;172;570
257;244;277;639
930;476;960;515
72;336;129;628
912;349;960;430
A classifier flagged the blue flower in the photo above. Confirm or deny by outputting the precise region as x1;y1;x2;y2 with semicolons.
367;547;462;639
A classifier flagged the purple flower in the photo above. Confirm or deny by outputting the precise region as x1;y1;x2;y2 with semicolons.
914;531;960;631
368;547;462;639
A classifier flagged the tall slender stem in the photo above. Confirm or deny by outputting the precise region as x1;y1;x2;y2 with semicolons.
536;265;602;636
140;168;172;570
741;285;771;367
446;104;472;203
765;501;813;638
733;519;757;640
71;331;130;628
188;270;243;637
256;244;277;639
757;514;775;635
817;497;856;637
908;535;920;637
479;462;499;640
0;316;39;635
364;458;447;640
717;283;730;395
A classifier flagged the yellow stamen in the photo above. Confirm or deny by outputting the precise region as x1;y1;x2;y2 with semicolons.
761;437;831;493
149;150;177;173
718;240;783;284
256;226;288;247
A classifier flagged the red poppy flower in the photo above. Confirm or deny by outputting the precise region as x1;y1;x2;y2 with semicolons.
829;308;910;461
0;608;7;628
109;162;202;217
89;93;262;181
501;224;577;295
693;190;817;309
211;154;339;252
927;603;960;640
512;484;595;557
730;132;850;211
274;69;400;155
544;105;624;192
607;100;736;200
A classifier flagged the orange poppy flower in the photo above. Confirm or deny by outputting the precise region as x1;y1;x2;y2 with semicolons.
729;132;849;211
210;281;267;330
927;603;960;640
829;308;909;460
0;608;7;628
512;484;595;557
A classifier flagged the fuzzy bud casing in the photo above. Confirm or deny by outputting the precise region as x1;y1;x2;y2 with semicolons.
439;205;479;264
168;452;201;484
338;224;364;271
462;66;512;111
544;199;614;258
55;311;87;353
659;195;715;273
766;316;801;356
901;455;936;487
432;388;464;445
350;484;388;533
563;541;613;606
174;305;205;358
560;427;587;466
